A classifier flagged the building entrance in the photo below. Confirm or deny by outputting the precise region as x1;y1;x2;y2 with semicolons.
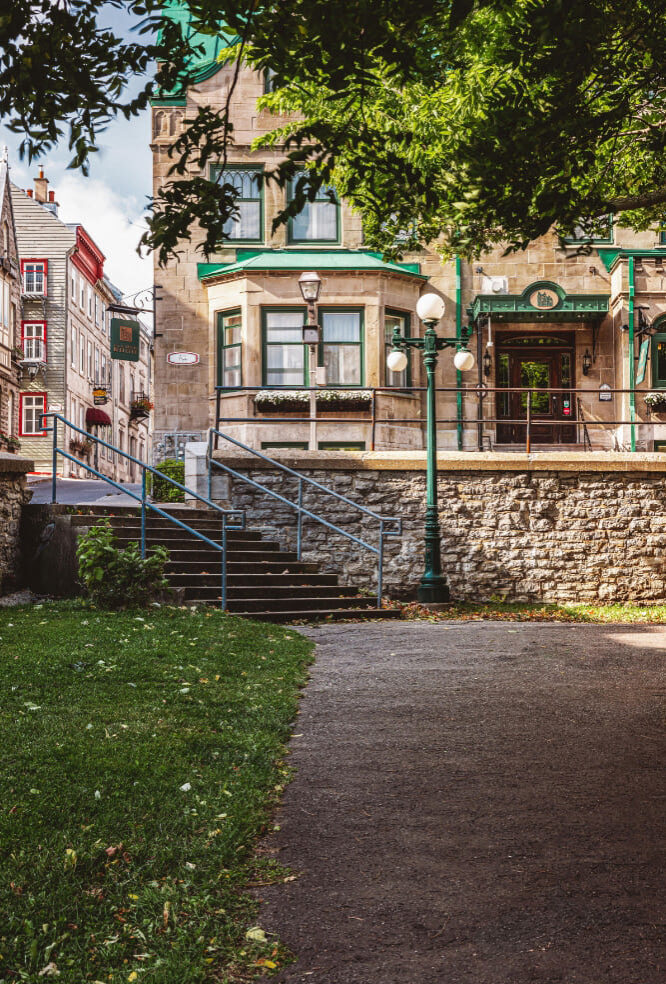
496;332;576;444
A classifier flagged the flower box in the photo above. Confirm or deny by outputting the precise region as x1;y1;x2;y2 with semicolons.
644;392;666;413
0;432;20;453
70;438;93;458
254;389;372;415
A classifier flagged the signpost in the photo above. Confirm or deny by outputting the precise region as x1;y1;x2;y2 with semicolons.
110;318;140;362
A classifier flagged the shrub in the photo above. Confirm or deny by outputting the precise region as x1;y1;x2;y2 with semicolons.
76;520;170;609
149;458;185;502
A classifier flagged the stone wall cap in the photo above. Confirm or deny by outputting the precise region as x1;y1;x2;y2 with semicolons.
0;453;35;474
212;448;666;473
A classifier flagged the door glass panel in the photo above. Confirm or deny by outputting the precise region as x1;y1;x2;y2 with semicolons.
520;360;550;414
497;353;509;416
561;353;571;388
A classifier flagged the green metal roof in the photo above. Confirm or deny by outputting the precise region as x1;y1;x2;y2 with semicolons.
469;280;609;323
152;1;238;106
198;249;426;281
598;247;666;274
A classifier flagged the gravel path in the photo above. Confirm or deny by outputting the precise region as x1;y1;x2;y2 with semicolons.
258;622;665;984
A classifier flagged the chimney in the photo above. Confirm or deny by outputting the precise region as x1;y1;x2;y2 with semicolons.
26;189;33;198
44;189;59;216
34;167;48;203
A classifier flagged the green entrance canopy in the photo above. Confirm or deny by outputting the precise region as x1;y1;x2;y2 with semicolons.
468;280;609;323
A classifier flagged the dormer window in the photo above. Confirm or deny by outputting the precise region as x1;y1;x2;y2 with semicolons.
21;259;47;295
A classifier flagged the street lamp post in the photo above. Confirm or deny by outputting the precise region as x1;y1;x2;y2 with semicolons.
298;271;323;450
387;293;475;604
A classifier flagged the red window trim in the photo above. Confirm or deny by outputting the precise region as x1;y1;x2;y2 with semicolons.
20;258;48;295
19;391;48;437
21;320;47;363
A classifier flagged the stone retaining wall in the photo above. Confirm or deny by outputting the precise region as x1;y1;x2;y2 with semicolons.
212;450;666;603
0;454;34;594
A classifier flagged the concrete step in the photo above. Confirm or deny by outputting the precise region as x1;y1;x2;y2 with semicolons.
164;566;339;586
184;593;376;611
207;607;403;623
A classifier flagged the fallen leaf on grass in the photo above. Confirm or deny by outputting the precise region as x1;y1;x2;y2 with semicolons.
245;926;267;943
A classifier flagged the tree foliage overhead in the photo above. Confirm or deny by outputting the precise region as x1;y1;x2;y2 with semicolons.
3;1;666;263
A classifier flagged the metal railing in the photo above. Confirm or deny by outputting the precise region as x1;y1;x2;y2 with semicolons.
215;384;662;452
207;427;403;606
42;413;245;610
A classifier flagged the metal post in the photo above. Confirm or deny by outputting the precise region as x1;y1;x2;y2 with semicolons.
51;415;58;504
417;323;449;604
221;518;228;611
628;255;636;452
207;429;213;502
377;522;384;607
526;390;532;453
296;478;303;560
309;343;317;451
140;468;147;559
455;256;464;451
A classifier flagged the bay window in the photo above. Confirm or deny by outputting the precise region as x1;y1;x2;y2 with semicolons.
385;311;411;388
320;309;363;385
263;309;307;386
217;309;242;387
211;165;263;243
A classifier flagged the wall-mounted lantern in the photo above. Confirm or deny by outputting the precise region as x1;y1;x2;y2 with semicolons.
582;349;592;376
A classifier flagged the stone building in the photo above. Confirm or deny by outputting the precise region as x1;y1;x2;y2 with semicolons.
151;6;666;455
11;171;152;477
0;149;22;451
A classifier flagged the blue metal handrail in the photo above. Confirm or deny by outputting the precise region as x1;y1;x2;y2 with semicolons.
41;413;245;610
207;427;402;606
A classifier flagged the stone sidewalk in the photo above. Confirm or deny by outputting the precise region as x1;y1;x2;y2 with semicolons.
257;622;665;984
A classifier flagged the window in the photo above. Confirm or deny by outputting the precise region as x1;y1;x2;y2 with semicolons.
564;215;613;245
660;223;666;246
95;294;101;326
80;334;85;375
2;221;8;257
87;285;93;319
21;260;47;295
22;321;47;362
19;392;47;436
318;441;366;450
119;365;125;403
80;277;85;308
263;67;277;93
263;308;307;386
385;310;411;388
288;176;339;243
651;331;666;388
71;325;76;368
212;165;263;242
0;279;9;347
320;309;363;385
94;347;100;383
101;354;107;385
217;310;242;387
88;340;93;379
71;268;76;302
261;441;308;450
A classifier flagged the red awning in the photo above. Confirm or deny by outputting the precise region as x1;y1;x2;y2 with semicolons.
86;407;111;426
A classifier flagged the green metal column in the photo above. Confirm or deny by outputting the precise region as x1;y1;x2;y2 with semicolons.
455;256;463;450
628;255;636;452
417;324;450;603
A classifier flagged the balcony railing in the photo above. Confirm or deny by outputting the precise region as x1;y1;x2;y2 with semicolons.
214;385;666;453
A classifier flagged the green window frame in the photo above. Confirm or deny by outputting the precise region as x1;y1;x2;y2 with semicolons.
564;215;614;245
659;222;666;246
651;330;666;388
319;308;364;387
211;164;263;244
384;309;412;388
287;175;340;245
318;441;366;450
262;307;308;386
262;68;276;93
217;309;242;388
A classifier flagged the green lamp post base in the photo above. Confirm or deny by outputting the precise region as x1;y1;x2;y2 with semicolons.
417;513;450;603
417;577;450;604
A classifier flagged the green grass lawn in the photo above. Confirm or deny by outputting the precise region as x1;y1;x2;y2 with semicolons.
0;603;314;983
385;598;666;622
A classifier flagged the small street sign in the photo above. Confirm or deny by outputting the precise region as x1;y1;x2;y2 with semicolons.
167;351;200;365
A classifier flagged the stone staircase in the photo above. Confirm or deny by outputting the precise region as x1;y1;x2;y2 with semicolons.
79;506;399;623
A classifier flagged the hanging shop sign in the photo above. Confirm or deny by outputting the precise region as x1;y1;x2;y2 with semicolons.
167;351;200;365
110;318;140;362
92;386;109;406
636;337;650;386
599;383;612;401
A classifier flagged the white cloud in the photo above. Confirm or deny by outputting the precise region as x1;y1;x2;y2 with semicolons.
55;173;152;301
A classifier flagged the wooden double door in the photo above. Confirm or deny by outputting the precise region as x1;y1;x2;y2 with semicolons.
495;334;576;444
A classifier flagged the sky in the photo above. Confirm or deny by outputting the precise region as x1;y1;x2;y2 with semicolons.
0;4;154;305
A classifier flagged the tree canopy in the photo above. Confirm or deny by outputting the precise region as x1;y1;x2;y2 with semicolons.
4;1;666;263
